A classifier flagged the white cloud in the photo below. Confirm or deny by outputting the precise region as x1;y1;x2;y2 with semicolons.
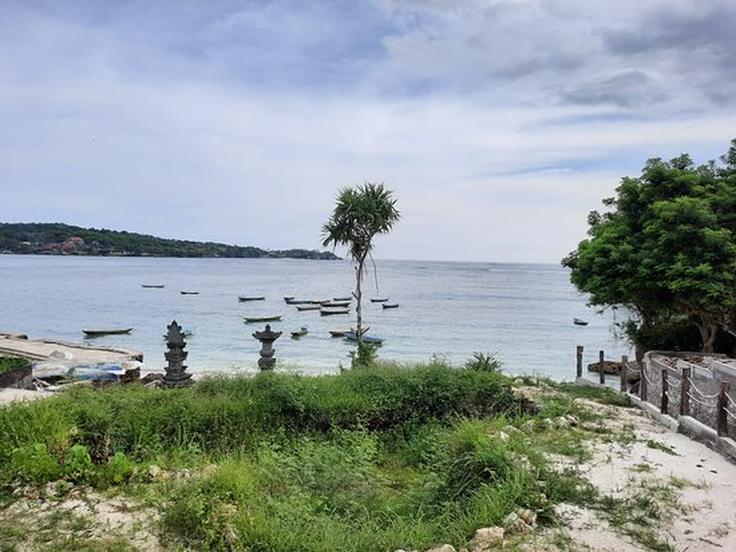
0;0;734;262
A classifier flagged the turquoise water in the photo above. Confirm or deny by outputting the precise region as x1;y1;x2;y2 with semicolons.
0;255;628;378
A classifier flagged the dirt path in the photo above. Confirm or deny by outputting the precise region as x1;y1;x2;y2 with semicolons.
555;400;736;551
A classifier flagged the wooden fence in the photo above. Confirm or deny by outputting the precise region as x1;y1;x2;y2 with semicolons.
576;346;736;440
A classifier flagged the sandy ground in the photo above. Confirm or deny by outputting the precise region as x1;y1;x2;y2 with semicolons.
555;400;736;551
0;388;48;407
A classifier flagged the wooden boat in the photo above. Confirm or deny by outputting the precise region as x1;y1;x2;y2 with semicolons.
296;304;321;311
382;303;399;309
370;298;388;303
83;328;133;337
344;332;383;345
238;296;265;302
291;326;308;338
286;299;312;305
573;318;589;326
321;300;350;308
141;284;165;288
243;315;282;323
180;291;199;295
333;296;352;301
309;299;331;304
320;308;349;316
330;327;368;338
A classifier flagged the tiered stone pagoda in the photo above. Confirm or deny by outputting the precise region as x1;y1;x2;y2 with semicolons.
164;320;193;386
253;324;282;370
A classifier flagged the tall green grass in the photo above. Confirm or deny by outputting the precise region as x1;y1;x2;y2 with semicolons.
0;362;529;481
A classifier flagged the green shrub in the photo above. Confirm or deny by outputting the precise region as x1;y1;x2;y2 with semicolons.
63;445;94;483
100;452;136;486
9;443;62;483
464;352;502;372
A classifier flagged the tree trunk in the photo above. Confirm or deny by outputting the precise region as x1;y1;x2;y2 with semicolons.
698;322;718;353
354;255;365;346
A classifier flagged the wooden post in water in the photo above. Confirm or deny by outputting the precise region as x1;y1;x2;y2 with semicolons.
576;346;584;379
598;350;605;384
717;381;731;436
660;369;668;415
679;367;691;417
620;355;628;393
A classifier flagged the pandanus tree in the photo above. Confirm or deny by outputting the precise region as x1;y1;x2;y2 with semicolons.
322;183;400;359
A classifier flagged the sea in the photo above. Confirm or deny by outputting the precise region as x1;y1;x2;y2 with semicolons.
0;255;629;379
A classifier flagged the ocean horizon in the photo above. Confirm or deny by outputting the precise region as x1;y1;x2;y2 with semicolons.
0;254;627;379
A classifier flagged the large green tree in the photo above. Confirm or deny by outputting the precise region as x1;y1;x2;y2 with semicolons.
322;183;400;355
563;140;736;354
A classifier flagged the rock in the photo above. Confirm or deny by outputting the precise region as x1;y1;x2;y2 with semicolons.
49;350;74;360
513;378;524;385
521;420;536;433
426;546;456;552
468;527;504;551
120;367;140;383
564;414;579;427
587;360;621;374
503;512;533;535
516;508;537;528
502;425;520;434
541;418;554;429
141;372;165;384
497;431;510;443
555;417;569;429
147;465;164;480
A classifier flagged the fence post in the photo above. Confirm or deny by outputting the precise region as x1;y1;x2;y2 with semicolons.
679;367;690;417
640;364;648;402
576;345;583;379
620;355;628;393
599;350;605;384
717;381;730;436
660;369;668;415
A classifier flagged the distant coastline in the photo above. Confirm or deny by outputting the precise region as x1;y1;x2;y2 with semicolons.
0;222;340;260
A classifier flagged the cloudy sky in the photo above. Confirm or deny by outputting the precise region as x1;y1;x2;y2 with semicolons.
1;0;734;262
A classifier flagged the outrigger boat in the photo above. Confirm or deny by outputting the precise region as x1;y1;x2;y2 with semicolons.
83;328;133;337
370;298;388;303
296;304;321;311
238;296;265;302
344;331;383;345
321;300;350;308
320;307;349;316
291;326;308;338
243;315;282;323
382;303;399;309
141;284;165;288
330;326;368;338
573;318;589;326
180;291;199;295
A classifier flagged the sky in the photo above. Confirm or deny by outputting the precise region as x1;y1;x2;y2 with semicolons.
1;0;735;263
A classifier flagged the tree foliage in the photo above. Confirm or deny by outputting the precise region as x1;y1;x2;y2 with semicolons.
563;140;736;353
322;183;400;354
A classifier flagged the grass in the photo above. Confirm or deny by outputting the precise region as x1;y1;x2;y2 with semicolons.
0;359;686;551
0;356;27;375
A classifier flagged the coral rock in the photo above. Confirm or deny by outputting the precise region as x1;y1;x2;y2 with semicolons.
468;527;504;551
